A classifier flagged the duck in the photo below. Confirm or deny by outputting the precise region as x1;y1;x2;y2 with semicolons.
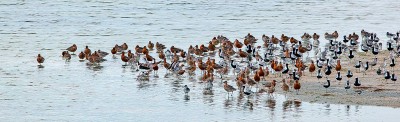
36;54;45;66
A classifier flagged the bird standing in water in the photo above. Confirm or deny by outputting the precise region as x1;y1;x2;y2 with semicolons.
37;54;45;66
184;85;190;95
223;81;236;97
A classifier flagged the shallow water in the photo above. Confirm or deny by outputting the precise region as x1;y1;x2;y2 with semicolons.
1;0;400;121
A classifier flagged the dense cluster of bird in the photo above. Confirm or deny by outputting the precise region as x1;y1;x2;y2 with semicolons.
36;30;400;98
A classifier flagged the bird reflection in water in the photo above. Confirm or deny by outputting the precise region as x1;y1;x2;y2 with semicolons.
137;80;151;89
86;64;104;71
282;100;302;111
224;99;233;108
184;94;190;101
266;99;276;110
237;93;245;106
202;92;214;104
282;100;292;111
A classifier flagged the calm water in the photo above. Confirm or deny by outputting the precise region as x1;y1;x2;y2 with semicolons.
1;0;400;121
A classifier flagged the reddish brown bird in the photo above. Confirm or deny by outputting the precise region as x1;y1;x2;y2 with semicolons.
37;54;45;65
336;60;342;71
121;43;128;50
234;39;243;50
142;46;149;55
152;60;159;75
148;41;154;50
66;44;77;54
78;51;85;60
84;46;91;55
294;80;301;95
309;60;316;75
111;47;117;56
121;52;129;65
254;71;260;83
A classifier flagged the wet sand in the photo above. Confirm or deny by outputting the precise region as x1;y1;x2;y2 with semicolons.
269;50;400;108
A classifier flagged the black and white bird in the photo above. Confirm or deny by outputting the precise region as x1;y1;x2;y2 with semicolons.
343;35;349;43
385;70;391;82
354;77;361;87
350;39;357;46
346;69;353;78
336;71;342;81
348;50;354;62
363;61;369;76
282;63;289;74
370;57;377;70
387;42;394;51
184;85;190;95
391;73;397;84
317;69;323;82
344;80;351;91
323;77;331;93
354;60;361;72
390;58;396;71
317;60;323;68
325;65;332;76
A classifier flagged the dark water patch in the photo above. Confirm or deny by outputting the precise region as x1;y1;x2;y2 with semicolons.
0;99;14;100
76;34;95;36
120;16;133;18
41;48;53;50
166;2;192;5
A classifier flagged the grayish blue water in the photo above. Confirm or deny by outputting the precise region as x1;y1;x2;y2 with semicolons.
0;0;400;121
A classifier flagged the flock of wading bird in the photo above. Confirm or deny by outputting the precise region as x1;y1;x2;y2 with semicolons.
36;30;400;98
